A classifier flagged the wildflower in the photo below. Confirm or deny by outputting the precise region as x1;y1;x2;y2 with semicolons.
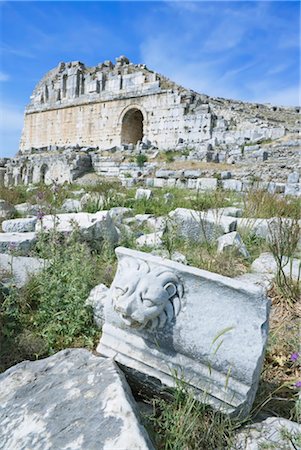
36;191;44;201
295;381;301;388
290;352;300;362
8;242;17;252
37;210;44;221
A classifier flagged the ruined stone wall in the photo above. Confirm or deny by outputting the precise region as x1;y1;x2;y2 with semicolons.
20;91;212;152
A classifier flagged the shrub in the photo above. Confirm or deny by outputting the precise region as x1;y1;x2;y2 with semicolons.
136;153;148;168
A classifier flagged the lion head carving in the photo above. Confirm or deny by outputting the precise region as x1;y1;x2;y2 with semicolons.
111;258;184;330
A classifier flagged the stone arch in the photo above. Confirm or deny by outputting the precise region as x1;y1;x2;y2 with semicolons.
40;164;49;184
120;106;145;145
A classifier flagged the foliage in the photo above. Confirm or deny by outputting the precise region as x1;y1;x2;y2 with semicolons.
267;218;300;305
136;153;148;168
147;376;236;450
243;188;300;219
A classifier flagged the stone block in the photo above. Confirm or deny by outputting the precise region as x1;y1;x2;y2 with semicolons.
135;188;153;201
196;178;218;191
284;183;300;196
169;208;237;243
97;247;269;417
0;349;153;450
222;179;242;192
0;232;37;256
217;232;250;258
155;169;176;179
183;169;201;179
35;212;118;243
220;171;232;180
153;178;167;188
0;253;45;288
2;217;37;233
251;252;301;281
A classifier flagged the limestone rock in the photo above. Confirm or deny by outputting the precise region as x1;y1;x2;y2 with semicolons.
217;232;250;258
135;188;153;200
0;253;45;287
233;417;301;450
109;207;132;224
0;200;15;220
0;348;153;450
196;177;218;191
97;247;270;418
0;232;37;256
2;217;37;233
169;208;237;243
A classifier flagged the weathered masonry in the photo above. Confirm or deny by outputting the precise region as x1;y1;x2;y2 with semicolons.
19;55;295;154
20;56;211;152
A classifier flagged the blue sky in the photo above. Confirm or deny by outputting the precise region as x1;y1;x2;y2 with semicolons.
0;1;300;156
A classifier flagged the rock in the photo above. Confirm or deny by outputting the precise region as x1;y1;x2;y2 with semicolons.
0;348;153;450
287;171;299;183
61;198;81;213
196;177;218;191
169;208;237;243
35;212;118;244
0;232;37;256
85;283;109;328
146;216;166;232
97;247;270;418
2;217;37;233
0;253;45;287
135;188;153;201
109;207;132;224
0;200;15;220
251;252;301;281
15;203;39;217
234;417;301;450
163;193;174;203
217;232;250;258
136;231;163;248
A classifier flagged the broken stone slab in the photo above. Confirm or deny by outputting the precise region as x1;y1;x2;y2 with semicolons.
217;232;250;258
35;212;118;243
2;217;37;233
0;348;154;450
233;417;301;450
251;252;301;281
169;208;237;243
135;188;153;200
146;216;166;232
97;247;270;418
208;207;243;218
221;179;242;192
0;200;16;220
0;232;37;256
136;231;163;248
109;207;132;224
287;171;300;184
0;253;46;288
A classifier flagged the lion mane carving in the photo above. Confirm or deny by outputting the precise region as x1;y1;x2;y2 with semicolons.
111;257;184;330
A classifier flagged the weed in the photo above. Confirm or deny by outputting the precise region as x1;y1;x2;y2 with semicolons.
136;153;148;168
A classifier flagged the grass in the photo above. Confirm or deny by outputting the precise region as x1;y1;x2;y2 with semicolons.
243;188;301;220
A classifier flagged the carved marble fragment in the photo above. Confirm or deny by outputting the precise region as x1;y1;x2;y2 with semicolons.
97;247;270;417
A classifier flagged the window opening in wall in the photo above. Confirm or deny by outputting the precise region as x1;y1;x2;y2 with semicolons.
62;74;67;97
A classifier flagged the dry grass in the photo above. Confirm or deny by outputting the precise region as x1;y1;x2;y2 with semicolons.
253;286;300;420
163;160;234;171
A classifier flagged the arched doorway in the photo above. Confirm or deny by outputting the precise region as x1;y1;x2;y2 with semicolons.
40;164;49;184
121;108;144;145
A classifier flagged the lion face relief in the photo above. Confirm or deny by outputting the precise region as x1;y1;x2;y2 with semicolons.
111;259;184;330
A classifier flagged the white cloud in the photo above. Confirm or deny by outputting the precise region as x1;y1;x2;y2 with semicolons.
0;104;24;156
0;71;10;82
252;85;300;107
